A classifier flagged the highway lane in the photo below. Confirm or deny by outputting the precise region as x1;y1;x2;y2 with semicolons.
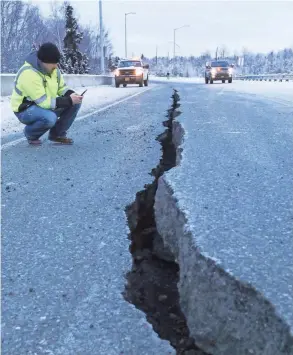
1;85;175;355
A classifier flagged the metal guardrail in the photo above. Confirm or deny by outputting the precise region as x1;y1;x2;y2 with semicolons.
0;74;114;96
234;74;293;82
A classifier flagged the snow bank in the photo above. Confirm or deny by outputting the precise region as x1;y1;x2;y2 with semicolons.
0;85;150;138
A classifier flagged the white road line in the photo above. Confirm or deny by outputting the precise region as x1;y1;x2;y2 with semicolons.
1;87;153;151
1;137;27;150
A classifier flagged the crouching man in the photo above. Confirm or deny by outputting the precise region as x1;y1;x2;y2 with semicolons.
11;42;83;145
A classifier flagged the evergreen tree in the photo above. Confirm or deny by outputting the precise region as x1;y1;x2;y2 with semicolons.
59;4;90;74
108;56;117;72
114;56;120;67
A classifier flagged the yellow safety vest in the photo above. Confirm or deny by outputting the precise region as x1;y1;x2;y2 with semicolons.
11;62;70;113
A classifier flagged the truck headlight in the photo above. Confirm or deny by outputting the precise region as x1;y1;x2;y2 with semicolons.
115;69;120;76
228;68;233;74
136;68;143;76
211;68;217;74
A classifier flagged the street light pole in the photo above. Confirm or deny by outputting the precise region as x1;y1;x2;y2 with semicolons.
99;0;104;73
173;25;189;58
173;29;176;59
125;12;136;58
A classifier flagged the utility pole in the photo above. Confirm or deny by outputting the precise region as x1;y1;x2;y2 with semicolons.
156;45;158;65
99;0;104;73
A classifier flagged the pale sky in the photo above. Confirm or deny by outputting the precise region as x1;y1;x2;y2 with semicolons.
29;0;293;58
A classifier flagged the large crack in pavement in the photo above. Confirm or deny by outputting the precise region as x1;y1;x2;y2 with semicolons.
123;90;209;355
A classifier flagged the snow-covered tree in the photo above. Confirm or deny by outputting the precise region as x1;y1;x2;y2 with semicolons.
1;1;50;73
59;4;89;74
147;45;293;78
1;0;113;74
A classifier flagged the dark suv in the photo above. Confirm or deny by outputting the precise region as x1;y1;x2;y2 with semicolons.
205;61;234;84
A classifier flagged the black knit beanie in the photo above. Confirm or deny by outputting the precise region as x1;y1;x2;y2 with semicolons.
37;43;61;64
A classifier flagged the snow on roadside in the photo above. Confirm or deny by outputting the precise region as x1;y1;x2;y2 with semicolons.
0;85;151;137
150;75;202;84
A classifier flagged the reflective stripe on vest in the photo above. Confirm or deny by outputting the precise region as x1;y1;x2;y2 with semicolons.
14;65;32;95
14;65;46;96
34;94;47;104
57;68;69;95
57;68;61;87
50;98;56;109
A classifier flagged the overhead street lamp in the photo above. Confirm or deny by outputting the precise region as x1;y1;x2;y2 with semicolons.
125;12;136;58
173;25;189;58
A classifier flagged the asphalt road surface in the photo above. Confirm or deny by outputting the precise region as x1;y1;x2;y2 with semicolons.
2;86;175;355
171;82;293;331
157;81;293;353
2;81;292;354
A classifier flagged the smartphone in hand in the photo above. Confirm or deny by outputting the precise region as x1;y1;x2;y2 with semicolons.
81;89;88;96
